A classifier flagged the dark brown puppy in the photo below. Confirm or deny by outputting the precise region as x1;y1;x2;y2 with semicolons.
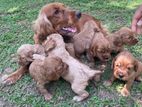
29;55;68;101
105;51;142;96
107;27;138;53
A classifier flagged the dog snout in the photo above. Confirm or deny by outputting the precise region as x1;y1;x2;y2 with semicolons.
117;70;124;79
75;11;81;19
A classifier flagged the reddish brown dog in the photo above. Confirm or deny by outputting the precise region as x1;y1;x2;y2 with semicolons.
105;51;142;96
107;27;138;53
33;2;107;44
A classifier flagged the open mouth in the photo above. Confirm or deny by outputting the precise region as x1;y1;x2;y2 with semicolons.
62;27;77;33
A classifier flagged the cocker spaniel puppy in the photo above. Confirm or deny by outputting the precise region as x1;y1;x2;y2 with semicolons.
88;31;111;62
73;20;101;58
29;55;68;101
35;33;102;102
2;42;55;85
107;27;138;53
105;51;142;96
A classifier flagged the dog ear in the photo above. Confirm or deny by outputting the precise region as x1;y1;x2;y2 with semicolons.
111;57;117;70
134;60;138;72
27;51;34;62
32;13;55;38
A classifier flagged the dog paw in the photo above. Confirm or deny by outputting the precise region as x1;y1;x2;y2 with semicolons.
73;96;84;102
44;93;52;101
121;88;130;96
1;74;20;85
103;80;112;87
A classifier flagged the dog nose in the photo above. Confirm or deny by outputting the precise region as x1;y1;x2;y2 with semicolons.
75;11;81;19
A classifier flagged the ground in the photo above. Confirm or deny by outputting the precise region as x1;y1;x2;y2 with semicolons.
0;0;142;107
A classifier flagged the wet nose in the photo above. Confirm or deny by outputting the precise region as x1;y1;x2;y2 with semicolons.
75;11;81;19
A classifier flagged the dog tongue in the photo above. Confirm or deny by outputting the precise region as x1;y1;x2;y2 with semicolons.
62;27;77;33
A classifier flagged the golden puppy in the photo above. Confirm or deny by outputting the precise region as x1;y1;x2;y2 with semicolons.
73;20;101;58
105;51;142;96
29;55;68;101
35;33;102;102
88;31;111;62
107;27;138;53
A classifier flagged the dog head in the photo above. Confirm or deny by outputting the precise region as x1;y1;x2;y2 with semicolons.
33;2;81;41
90;32;111;62
17;44;34;66
112;51;138;81
117;27;138;45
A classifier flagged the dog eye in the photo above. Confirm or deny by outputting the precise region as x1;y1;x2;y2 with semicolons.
116;63;121;67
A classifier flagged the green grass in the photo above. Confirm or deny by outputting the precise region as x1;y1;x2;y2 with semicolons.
0;0;142;106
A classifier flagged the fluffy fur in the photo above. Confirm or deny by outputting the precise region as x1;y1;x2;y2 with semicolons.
1;43;55;85
34;33;102;102
88;31;111;62
105;51;142;96
29;55;68;101
107;27;138;53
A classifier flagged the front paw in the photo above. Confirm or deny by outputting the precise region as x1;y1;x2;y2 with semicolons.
103;80;112;87
44;93;52;101
121;88;130;96
1;74;19;85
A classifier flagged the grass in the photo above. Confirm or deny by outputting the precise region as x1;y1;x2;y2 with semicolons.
0;0;142;106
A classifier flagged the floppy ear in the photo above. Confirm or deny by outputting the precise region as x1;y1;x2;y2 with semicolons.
26;51;34;62
134;60;138;72
32;13;55;43
111;57;117;70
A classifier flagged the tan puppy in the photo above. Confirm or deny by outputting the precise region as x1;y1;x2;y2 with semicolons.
105;51;142;96
34;33;102;102
107;27;138;53
29;55;68;101
73;20;101;58
2;44;45;84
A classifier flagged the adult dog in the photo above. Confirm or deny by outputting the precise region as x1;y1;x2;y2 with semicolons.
33;2;107;44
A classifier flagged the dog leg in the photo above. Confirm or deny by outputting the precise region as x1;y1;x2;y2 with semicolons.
103;75;116;86
33;34;40;44
121;78;134;96
71;82;89;102
37;82;52;101
2;66;28;85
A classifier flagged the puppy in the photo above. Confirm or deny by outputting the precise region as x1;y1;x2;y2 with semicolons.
107;27;138;53
36;33;102;102
65;43;76;58
2;42;55;85
1;44;45;84
105;51;142;96
88;31;111;62
29;55;68;101
73;20;100;58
